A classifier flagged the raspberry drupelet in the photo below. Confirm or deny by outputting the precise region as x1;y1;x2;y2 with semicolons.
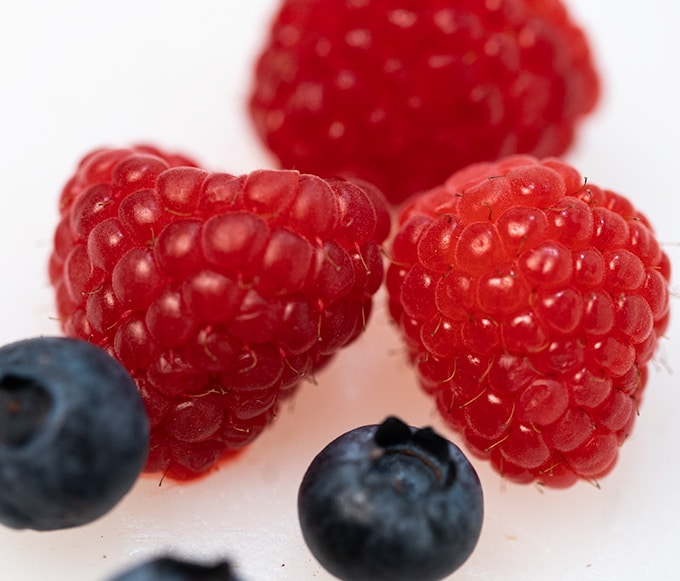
49;145;390;480
386;155;671;487
249;0;600;204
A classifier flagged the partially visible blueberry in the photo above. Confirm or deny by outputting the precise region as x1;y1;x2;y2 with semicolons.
108;555;241;581
0;336;149;531
298;416;484;581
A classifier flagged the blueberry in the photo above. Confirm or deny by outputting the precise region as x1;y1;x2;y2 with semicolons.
108;555;241;581
0;336;150;531
297;416;484;581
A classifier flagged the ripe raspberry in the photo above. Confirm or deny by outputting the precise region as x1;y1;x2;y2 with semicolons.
248;0;600;205
49;145;390;481
386;155;671;487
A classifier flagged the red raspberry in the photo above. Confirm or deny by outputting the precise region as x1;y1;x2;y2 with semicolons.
386;155;671;487
49;145;390;481
248;0;600;205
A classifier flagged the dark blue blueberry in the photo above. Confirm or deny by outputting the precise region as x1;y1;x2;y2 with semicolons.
108;556;241;581
298;416;484;581
0;336;150;531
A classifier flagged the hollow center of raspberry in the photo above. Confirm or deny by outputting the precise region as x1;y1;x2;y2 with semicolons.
0;376;52;447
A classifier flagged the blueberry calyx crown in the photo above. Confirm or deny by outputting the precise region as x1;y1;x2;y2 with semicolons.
0;374;52;447
373;416;456;487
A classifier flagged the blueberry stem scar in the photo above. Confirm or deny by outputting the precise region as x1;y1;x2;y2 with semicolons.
373;416;456;487
0;375;52;447
381;448;445;483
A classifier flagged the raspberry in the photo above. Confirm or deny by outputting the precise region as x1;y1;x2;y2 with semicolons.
248;0;600;204
49;145;390;481
386;155;671;487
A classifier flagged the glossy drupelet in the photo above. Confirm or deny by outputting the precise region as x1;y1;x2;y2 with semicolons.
108;555;241;581
0;336;149;531
298;416;484;581
49;145;391;480
386;155;671;487
249;0;600;204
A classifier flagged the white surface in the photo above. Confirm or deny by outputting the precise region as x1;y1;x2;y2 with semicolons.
0;1;678;579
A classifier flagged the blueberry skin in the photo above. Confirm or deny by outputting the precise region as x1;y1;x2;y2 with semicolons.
298;417;484;581
0;336;150;531
108;556;241;581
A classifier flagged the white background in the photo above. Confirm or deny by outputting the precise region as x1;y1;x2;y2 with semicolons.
0;1;678;579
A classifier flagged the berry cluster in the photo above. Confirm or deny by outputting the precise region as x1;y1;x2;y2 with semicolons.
106;416;484;580
386;155;671;487
4;1;669;580
249;0;600;203
48;145;390;480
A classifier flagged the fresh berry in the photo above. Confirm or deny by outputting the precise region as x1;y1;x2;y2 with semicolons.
0;336;149;530
48;145;390;481
298;416;484;581
248;0;600;204
386;155;671;487
108;555;241;581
